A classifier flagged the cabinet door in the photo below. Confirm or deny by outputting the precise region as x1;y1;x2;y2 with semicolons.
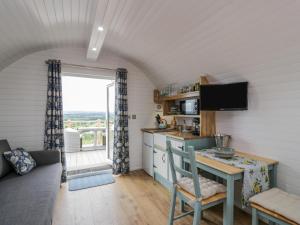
153;148;168;180
160;151;168;179
153;133;166;150
168;140;184;182
143;144;153;176
142;132;153;176
143;132;153;147
153;148;160;173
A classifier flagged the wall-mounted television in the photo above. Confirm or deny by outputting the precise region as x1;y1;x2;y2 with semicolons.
200;82;248;111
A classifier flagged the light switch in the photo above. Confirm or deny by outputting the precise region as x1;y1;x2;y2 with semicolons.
132;115;136;119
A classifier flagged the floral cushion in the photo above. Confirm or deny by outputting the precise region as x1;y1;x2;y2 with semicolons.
3;148;36;175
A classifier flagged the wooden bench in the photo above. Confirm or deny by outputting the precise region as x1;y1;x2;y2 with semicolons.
250;188;300;225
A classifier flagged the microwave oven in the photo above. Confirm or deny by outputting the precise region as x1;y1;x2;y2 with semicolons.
180;99;199;115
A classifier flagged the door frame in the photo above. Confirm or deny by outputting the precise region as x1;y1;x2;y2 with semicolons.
106;82;115;164
61;72;115;170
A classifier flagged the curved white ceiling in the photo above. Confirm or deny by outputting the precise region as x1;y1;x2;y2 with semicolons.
0;0;98;69
1;0;300;86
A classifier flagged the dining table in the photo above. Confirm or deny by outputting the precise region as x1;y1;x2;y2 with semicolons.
191;150;279;225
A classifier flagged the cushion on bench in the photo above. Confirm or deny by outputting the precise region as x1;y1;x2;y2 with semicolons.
250;188;300;224
177;176;226;200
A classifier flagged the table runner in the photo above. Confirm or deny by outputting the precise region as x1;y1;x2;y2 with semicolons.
196;149;270;208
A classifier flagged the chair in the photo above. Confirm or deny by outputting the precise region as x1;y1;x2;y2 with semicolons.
250;188;300;225
166;141;226;225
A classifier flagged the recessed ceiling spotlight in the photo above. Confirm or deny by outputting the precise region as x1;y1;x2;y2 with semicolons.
92;47;97;51
97;26;104;31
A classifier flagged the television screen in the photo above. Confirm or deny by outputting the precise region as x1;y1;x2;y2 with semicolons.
200;82;248;111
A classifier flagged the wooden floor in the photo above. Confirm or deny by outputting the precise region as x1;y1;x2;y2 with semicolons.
66;150;108;172
53;170;256;225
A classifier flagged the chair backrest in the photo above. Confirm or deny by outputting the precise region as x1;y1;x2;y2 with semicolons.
167;140;201;199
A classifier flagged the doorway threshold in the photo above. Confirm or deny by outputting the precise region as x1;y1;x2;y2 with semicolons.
67;164;112;179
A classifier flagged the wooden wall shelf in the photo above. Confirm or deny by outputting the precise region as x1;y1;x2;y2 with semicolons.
155;75;216;137
160;91;199;101
166;114;201;118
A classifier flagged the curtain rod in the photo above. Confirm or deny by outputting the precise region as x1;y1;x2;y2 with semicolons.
45;61;116;71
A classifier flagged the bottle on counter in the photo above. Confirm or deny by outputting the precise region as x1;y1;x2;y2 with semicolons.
170;117;177;129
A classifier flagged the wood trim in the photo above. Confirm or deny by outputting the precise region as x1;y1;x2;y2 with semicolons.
153;89;162;104
200;76;216;137
160;91;199;101
251;203;299;225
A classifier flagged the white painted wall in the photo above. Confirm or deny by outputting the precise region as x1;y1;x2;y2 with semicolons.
214;65;300;196
0;48;155;171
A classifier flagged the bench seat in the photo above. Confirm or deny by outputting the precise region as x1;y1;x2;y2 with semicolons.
250;188;300;225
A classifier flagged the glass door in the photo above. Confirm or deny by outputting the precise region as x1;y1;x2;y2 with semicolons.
106;82;115;163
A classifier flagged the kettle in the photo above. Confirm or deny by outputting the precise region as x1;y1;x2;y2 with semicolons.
159;119;167;129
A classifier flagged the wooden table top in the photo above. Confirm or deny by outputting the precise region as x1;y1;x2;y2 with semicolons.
195;150;279;175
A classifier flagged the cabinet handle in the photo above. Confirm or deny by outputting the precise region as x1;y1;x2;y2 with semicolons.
144;143;152;148
153;165;157;168
153;150;157;153
162;154;166;163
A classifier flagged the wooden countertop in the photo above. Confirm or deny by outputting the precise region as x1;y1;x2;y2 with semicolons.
195;150;279;175
164;131;205;140
141;128;176;133
141;128;205;140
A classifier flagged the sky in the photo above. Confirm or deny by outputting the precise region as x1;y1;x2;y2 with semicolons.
62;76;114;112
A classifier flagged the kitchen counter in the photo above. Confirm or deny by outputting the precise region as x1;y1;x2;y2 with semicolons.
164;131;205;140
141;128;176;133
141;128;205;140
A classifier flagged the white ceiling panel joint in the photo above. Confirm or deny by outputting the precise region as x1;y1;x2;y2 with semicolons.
86;0;119;60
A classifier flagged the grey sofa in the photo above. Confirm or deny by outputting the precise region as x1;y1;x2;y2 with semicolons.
0;140;62;225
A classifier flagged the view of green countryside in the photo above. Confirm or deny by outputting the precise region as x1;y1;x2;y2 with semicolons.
64;111;114;146
64;111;108;128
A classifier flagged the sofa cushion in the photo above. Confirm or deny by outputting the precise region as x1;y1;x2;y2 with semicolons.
30;150;61;166
177;176;226;199
0;163;62;225
0;140;12;178
4;148;36;175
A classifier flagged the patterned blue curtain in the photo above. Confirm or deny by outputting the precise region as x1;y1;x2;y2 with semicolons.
113;68;129;175
44;60;66;182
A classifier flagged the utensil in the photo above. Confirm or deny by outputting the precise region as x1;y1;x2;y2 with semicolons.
192;118;200;136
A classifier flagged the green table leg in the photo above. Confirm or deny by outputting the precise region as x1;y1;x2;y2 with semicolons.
252;208;258;225
270;164;278;188
224;175;235;225
180;200;185;212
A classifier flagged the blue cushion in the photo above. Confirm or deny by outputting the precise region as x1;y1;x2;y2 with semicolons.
3;148;36;175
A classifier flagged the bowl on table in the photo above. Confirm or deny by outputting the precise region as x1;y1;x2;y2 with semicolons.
213;147;235;159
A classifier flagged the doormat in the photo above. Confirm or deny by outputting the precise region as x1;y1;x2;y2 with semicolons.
68;170;115;191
